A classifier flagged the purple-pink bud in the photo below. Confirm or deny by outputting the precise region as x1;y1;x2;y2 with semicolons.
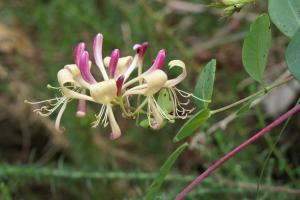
79;51;96;84
133;42;148;59
116;75;124;96
74;42;85;67
108;49;120;78
150;49;166;71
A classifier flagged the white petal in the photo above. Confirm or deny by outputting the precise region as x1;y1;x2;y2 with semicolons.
124;54;139;81
57;69;94;101
89;79;118;104
107;105;121;139
164;60;187;87
143;70;168;96
148;97;164;129
55;100;68;133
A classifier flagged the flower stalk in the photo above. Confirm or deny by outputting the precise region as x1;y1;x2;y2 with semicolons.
175;103;300;200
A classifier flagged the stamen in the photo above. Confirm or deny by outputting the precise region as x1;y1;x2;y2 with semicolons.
153;97;173;122
148;97;164;129
92;105;106;127
24;98;62;105
33;97;67;117
102;107;109;127
175;88;211;103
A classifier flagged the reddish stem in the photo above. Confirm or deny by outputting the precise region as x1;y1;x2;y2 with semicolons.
175;104;300;200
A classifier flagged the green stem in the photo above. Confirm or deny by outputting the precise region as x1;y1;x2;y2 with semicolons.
211;76;293;114
132;98;148;116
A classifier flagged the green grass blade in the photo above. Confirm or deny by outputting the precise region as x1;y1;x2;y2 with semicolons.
145;143;188;200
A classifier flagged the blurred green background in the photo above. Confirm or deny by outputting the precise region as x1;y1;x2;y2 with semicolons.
0;0;299;199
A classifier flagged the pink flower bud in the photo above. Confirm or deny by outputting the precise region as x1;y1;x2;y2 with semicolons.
108;49;120;78
74;42;85;67
133;42;148;59
79;51;96;84
147;49;166;73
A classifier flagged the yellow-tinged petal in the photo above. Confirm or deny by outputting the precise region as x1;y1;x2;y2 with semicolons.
148;97;164;129
55;100;68;133
143;70;168;96
104;56;133;78
123;70;167;97
64;64;80;77
104;56;133;68
90;79;118;104
57;69;94;101
107;105;121;139
164;60;187;87
64;61;92;77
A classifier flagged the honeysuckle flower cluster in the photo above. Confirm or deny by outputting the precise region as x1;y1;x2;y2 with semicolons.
25;33;208;139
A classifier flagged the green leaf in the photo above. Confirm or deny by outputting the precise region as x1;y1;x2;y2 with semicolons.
242;14;272;82
269;0;300;38
157;89;173;113
194;59;216;109
174;109;211;142
145;143;188;200
286;28;300;82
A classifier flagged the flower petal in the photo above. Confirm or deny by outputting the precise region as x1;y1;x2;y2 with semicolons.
148;97;164;129
145;49;166;74
124;54;139;81
143;70;168;96
90;79;118;104
79;51;96;84
164;60;187;87
57;69;94;101
116;75;124;96
133;42;148;59
55;100;68;133
108;49;120;78
107;105;121;139
74;42;85;67
93;33;109;80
